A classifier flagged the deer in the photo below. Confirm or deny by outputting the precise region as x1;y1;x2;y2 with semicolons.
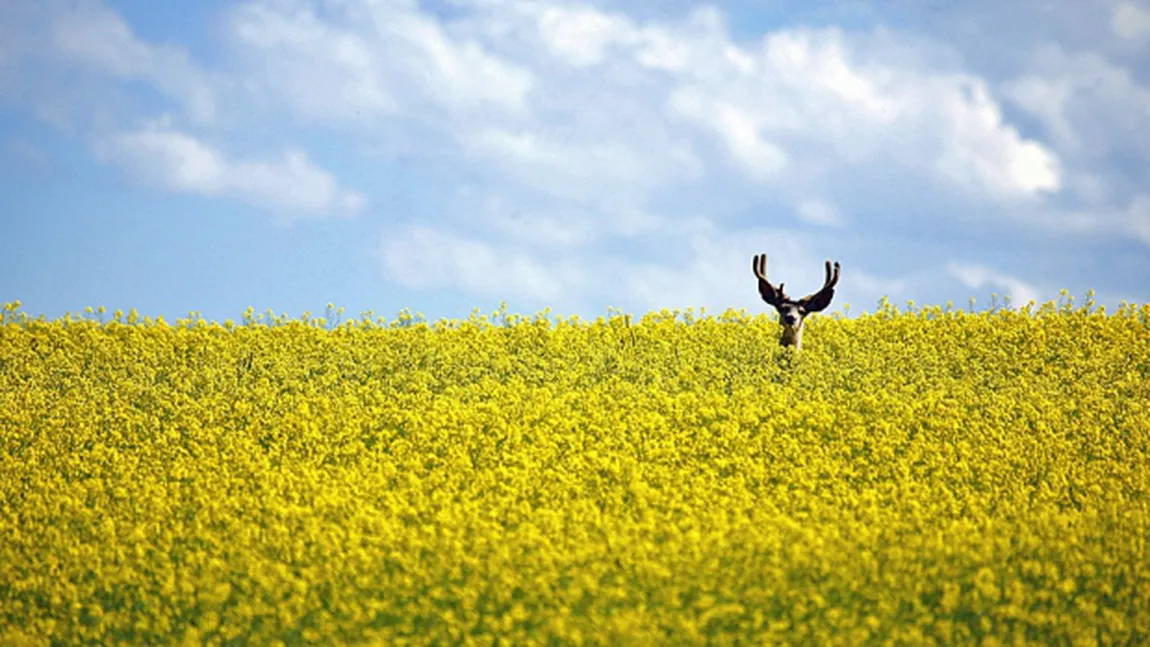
752;254;841;349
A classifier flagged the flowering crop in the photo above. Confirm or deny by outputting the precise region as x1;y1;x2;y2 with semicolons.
1;297;1148;645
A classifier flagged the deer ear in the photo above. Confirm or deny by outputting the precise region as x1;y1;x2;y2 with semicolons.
801;290;835;313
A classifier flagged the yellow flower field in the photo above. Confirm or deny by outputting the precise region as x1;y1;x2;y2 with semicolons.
1;296;1148;645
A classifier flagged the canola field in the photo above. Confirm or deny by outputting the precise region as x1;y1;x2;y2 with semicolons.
1;297;1148;646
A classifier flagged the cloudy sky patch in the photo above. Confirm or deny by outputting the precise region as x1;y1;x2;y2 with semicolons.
2;0;1148;321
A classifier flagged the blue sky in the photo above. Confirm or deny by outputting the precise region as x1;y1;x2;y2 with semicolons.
2;0;1149;324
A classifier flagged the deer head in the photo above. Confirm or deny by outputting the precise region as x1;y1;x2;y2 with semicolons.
752;254;841;348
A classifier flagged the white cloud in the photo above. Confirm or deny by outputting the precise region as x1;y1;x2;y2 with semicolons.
459;189;670;248
614;224;921;317
1002;76;1078;148
379;226;586;303
934;80;1061;195
796;199;843;227
341;2;1076;311
848;270;910;306
376;216;869;317
1129;196;1150;243
483;206;595;248
668;91;790;180
651;26;1061;198
227;0;533;121
227;2;399;121
0;0;217;130
49;1;217;124
948;262;1041;307
1004;46;1150;159
9;0;1150;314
95;121;365;218
1000;45;1150;246
222;1;1062;218
464;128;685;198
761;29;899;121
1043;195;1150;245
1113;2;1150;39
608;220;829;314
535;5;633;66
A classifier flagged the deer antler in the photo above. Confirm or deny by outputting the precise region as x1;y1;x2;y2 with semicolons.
797;261;841;313
752;254;786;306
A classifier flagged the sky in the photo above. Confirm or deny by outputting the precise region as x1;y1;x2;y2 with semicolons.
2;0;1149;324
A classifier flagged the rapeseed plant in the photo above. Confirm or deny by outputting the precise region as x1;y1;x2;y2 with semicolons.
0;297;1147;645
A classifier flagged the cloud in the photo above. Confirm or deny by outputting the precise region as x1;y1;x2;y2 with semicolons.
948;262;1042;307
1043;195;1150;246
668;90;790;181
1113;2;1150;39
52;2;217;124
656;25;1061;199
457;189;658;248
95;121;365;218
376;214;890;317
932;80;1061;196
848;270;911;306
223;1;1062;223
1004;46;1150;161
796;199;844;227
617;224;811;313
242;0;1123;311
1129;196;1150;243
6;0;1150;315
379;226;587;304
1000;44;1150;244
226;0;533;122
608;221;902;315
463;128;696;204
534;4;635;67
0;0;217;126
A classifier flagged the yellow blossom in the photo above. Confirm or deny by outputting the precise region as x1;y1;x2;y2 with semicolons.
0;299;1147;644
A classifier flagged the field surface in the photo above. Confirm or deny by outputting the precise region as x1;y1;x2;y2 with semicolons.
1;299;1148;645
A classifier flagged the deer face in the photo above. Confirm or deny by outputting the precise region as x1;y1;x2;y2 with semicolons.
776;302;804;328
752;254;841;349
768;300;812;348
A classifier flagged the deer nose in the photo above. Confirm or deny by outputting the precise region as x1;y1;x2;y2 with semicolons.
783;313;798;325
